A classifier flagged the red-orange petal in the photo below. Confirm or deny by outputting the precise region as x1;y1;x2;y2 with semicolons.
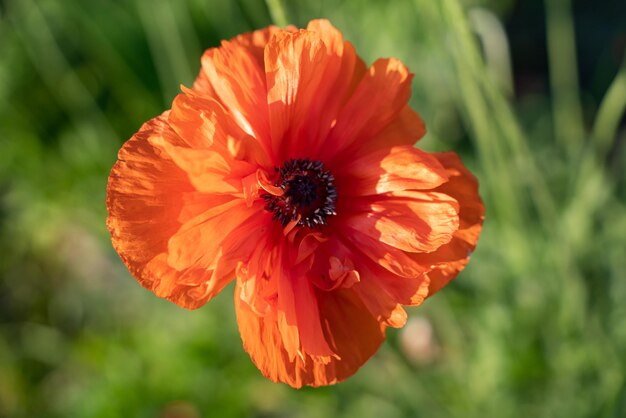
200;40;270;142
168;92;239;149
329;232;432;316
300;235;358;291
238;235;336;361
264;29;330;162
337;145;449;196
107;115;221;309
203;216;273;303
341;228;428;279
167;199;258;272
231;25;295;67
324;58;413;160
169;92;272;170
353;106;426;159
301;20;364;157
235;283;385;388
192;25;296;99
290;272;335;359
351;260;430;328
345;191;460;253
412;152;485;295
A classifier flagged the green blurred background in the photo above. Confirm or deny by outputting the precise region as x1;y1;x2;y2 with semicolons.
1;0;625;416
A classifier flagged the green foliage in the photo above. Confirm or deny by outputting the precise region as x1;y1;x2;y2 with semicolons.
0;0;624;417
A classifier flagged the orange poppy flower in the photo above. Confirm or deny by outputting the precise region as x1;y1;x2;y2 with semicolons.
107;19;484;388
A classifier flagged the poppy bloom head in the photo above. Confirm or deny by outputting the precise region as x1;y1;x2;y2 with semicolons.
106;20;484;388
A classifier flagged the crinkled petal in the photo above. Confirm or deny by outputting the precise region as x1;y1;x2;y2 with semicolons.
199;40;270;141
235;284;384;388
168;92;241;149
302;20;365;157
345;191;460;253
107;115;222;309
352;270;425;329
308;236;429;328
151;139;252;195
169;92;271;170
167;200;258;272
264;29;329;161
354;106;426;158
232;24;296;67
412;152;484;295
324;58;413;160
302;235;359;291
341;227;427;279
291;272;335;359
192;25;296;99
239;234;336;361
337;145;449;196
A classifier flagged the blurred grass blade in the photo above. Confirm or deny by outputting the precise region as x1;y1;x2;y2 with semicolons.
439;0;558;228
545;0;585;157
265;0;289;27
469;8;514;97
564;52;626;251
9;0;117;144
591;52;626;160
136;0;196;104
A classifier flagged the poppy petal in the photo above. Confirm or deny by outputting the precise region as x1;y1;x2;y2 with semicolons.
232;25;295;66
291;272;335;359
302;20;364;156
264;29;330;161
317;288;385;380
168;92;241;149
316;235;430;326
346;191;460;253
235;283;384;388
239;235;336;360
192;25;297;98
338;145;449;196
200;41;270;141
152;139;252;194
107;115;221;309
325;58;413;159
169;92;272;169
354;106;426;158
412;152;484;295
341;228;427;278
167;199;258;272
351;257;430;327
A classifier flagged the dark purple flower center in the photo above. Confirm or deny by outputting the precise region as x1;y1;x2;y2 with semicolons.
262;158;337;228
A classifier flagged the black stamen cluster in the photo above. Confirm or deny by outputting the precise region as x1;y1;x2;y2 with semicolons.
262;158;337;228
